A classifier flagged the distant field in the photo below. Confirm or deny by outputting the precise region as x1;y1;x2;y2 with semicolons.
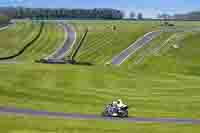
123;29;200;71
172;21;200;28
0;14;9;25
1;20;200;132
68;21;159;64
122;32;175;66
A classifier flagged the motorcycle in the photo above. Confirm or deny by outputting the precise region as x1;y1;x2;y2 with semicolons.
102;103;128;118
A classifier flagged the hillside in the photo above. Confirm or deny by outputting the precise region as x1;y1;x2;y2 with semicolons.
68;21;159;64
0;20;200;133
0;13;9;25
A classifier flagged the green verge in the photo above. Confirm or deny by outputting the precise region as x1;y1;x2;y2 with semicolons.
0;21;200;119
0;22;40;57
0;60;200;118
16;22;65;61
68;21;159;64
122;32;175;67
1;21;200;132
66;23;86;58
0;13;9;25
124;30;200;72
0;115;200;133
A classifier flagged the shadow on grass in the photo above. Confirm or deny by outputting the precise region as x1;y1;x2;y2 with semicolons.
68;60;93;66
35;59;93;66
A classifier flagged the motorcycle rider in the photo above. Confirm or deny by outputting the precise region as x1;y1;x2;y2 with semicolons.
111;101;118;113
117;99;126;109
112;99;126;110
103;99;128;117
112;101;118;107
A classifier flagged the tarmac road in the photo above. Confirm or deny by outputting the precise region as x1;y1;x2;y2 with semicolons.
0;60;18;64
45;23;76;60
0;25;8;31
108;27;200;66
0;106;200;124
109;31;161;66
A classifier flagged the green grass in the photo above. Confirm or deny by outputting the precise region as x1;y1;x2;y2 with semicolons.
122;31;195;67
16;23;65;61
1;115;200;133
169;21;200;28
0;22;40;57
122;32;175;67
0;21;200;119
123;30;200;72
1;20;200;132
0;22;65;61
0;13;9;25
68;21;159;64
0;60;200;118
66;22;86;58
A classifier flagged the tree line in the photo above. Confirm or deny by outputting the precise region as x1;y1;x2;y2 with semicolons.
173;11;200;20
158;11;200;21
0;7;124;20
129;12;143;20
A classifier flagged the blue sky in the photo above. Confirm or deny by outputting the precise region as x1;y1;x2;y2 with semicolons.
1;0;200;18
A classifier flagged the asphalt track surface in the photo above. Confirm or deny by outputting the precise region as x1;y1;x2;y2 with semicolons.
0;60;18;64
109;31;161;66
46;23;76;60
0;106;200;124
109;27;200;66
0;25;8;31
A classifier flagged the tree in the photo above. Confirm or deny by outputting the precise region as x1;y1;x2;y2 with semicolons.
0;7;124;20
157;13;171;20
129;12;135;19
137;13;143;20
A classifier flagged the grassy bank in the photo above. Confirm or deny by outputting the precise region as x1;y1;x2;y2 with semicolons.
0;20;200;132
1;115;200;133
68;21;159;64
0;22;40;57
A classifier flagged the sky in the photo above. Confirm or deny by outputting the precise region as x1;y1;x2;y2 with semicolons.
0;0;200;18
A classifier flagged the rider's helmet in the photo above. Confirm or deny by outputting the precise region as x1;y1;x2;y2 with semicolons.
117;99;122;104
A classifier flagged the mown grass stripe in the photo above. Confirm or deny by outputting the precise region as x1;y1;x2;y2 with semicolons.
0;22;44;60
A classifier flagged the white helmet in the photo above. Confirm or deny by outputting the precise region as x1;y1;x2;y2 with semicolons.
117;99;122;104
